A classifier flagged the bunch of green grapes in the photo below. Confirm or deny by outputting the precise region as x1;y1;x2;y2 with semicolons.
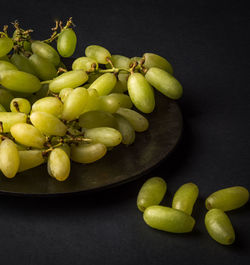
0;18;183;181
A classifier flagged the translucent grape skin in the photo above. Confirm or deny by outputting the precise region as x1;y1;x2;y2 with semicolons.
0;70;41;93
0;37;13;57
48;148;71;181
30;111;67;136
99;95;120;113
10;98;31;114
0;60;18;71
81;88;100;113
18;150;45;172
57;28;77;57
0;138;20;178
85;45;111;64
116;108;149;132
113;113;135;145
72;57;98;72
205;186;249;212
172;183;199;215
31;97;63;117
137;177;167;212
205;209;235;245
71;143;107;164
79;110;117;129
0;112;27;132
89;73;117;96
10;53;37;76
143;206;195;233
49;70;88;93
106;93;133;109
84;127;122;147
145;67;183;100
128;72;155;113
10;123;46;149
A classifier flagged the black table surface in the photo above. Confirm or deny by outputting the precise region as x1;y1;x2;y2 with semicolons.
0;0;249;264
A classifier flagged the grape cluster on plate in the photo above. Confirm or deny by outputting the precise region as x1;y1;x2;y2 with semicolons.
0;18;183;181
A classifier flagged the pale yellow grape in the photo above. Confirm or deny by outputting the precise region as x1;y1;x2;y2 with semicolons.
85;45;111;64
10;123;46;149
116;108;149;132
30;111;67;136
71;143;107;163
48;148;70;181
89;73;117;96
59;88;73;103
10;98;31;114
0;138;20;178
31;97;63;117
72;57;98;72
18;150;45;172
0;112;27;132
143;53;173;74
107;55;131;70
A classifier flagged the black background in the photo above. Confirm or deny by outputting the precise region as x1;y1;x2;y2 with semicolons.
0;0;250;264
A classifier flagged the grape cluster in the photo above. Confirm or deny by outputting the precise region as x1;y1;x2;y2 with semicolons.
0;18;183;181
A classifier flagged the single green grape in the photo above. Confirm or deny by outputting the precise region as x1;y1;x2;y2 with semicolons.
0;112;27;132
143;53;173;74
205;209;235;245
10;98;31;114
71;143;107;164
205;186;249;211
18;150;45;172
10;53;37;76
143;206;195;233
89;73;117;96
172;183;199;215
31;97;63;117
72;56;98;72
57;28;77;57
98;95;120;113
0;60;18;72
106;55;131;70
85;45;111;64
0;37;13;57
137;177;167;212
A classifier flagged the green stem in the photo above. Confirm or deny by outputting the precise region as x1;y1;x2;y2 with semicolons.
40;80;52;85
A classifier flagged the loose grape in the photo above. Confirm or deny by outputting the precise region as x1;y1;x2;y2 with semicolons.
31;97;63;117
72;56;98;72
145;67;183;100
128;73;155;113
143;206;195;233
71;143;107;164
18;150;45;172
0;60;18;72
0;112;27;132
10;123;46;149
205;186;249;211
137;177;167;212
143;53;173;74
85;45;111;64
205;209;235;245
84;127;122;147
89;73;117;96
49;70;88;93
0;70;41;93
0;37;13;57
0;138;19;178
172;183;199;215
10;53;37;76
10;98;31;114
116;108;149;132
57;28;77;57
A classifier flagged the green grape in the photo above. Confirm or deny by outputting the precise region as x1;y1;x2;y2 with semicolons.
10;98;31;114
89;73;117;96
81;88;100;113
205;209;235;245
61;87;89;121
106;93;132;109
137;177;167;212
0;88;14;110
0;104;6;112
57;28;77;57
130;57;141;64
99;95;120;113
47;148;70;181
31;41;60;66
87;72;102;84
205;186;249;211
31;97;63;117
79;110;117;129
172;183;199;215
0;70;41;93
107;55;131;70
0;138;19;178
85;45;111;64
116;108;149;132
71;143;107;164
0;55;10;62
143;53;173;74
143;206;195;233
10;53;37;76
10;123;46;149
72;56;98;72
0;60;18;71
84;127;122;147
113;113;135;145
29;54;57;80
0;37;13;57
23;41;32;52
18;150;45;172
49;70;88;93
112;73;129;93
30;111;67;136
145;67;183;100
128;73;155;113
58;143;71;157
0;112;27;132
59;87;73;103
